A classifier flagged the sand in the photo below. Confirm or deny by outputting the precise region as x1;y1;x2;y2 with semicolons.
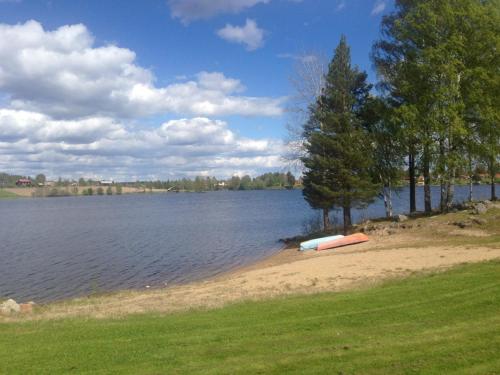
2;204;499;322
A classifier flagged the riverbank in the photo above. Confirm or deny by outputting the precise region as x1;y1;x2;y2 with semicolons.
0;186;170;198
0;189;19;199
3;200;499;322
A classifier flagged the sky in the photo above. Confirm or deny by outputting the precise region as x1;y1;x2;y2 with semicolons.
0;0;393;181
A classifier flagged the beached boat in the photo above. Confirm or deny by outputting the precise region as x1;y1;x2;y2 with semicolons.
317;233;369;251
299;235;344;251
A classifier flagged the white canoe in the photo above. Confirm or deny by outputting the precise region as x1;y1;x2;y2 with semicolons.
299;235;344;251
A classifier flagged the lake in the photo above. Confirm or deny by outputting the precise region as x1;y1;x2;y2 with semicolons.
0;184;497;302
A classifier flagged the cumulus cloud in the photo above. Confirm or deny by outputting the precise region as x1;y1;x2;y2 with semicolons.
0;20;283;119
168;0;270;23
0;20;286;179
217;19;265;51
371;0;386;16
0;109;285;179
0;109;125;144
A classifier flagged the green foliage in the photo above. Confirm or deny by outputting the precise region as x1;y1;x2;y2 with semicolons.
35;174;46;185
106;186;113;195
0;189;19;199
302;36;378;230
48;188;60;197
373;0;500;205
0;173;31;188
97;187;104;195
82;187;93;196
115;185;122;195
1;262;499;374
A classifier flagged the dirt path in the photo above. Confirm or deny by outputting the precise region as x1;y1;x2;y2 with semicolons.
3;205;500;321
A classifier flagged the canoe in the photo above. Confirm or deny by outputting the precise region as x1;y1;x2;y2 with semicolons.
299;235;344;251
316;233;369;251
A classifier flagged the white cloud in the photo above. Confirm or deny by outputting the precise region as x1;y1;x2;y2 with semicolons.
277;53;317;63
0;20;283;119
336;1;346;11
0;109;125;144
0;20;287;179
0;109;285;179
168;0;271;23
371;0;386;16
217;19;265;51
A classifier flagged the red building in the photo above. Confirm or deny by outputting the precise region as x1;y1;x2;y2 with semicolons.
15;178;32;186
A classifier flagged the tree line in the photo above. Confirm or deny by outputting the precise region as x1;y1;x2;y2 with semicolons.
299;0;499;234
0;172;297;193
133;172;297;192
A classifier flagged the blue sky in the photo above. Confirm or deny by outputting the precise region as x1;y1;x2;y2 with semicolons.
0;0;392;180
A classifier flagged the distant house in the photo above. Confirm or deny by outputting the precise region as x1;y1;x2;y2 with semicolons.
99;180;114;186
15;178;32;186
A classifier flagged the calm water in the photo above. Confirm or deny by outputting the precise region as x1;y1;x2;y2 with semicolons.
0;185;497;302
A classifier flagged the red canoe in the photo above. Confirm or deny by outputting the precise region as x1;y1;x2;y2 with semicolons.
317;233;369;251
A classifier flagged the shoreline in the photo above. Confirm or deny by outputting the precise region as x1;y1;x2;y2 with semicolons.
2;182;499;200
2;200;499;321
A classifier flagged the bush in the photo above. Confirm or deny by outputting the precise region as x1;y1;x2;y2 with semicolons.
97;187;104;195
106;186;113;195
115;185;122;195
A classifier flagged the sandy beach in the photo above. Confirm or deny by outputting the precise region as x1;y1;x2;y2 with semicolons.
2;202;495;322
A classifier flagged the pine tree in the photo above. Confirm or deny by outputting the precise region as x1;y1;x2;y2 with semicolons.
301;109;336;230
302;36;378;234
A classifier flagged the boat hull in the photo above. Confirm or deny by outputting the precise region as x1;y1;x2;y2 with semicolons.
316;233;369;251
300;235;344;251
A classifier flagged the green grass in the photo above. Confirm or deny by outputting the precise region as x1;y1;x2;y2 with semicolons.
1;262;499;374
0;189;19;199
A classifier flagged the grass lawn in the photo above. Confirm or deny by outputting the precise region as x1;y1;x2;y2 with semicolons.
1;261;499;374
0;189;19;199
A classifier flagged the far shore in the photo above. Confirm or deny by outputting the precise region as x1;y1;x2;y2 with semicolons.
0;186;168;198
0;185;299;199
2;181;499;200
2;200;499;322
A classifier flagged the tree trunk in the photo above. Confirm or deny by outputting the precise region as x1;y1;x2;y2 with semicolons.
381;181;394;219
439;140;446;212
490;156;497;201
440;178;447;212
382;187;390;218
446;169;455;210
409;152;416;213
387;182;393;218
342;205;352;235
469;179;473;202
423;150;432;214
492;174;497;201
322;208;331;231
468;155;473;202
